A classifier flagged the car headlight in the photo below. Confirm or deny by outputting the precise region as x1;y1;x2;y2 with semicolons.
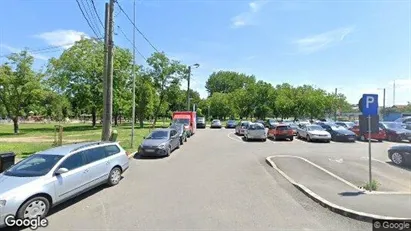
158;143;166;149
0;200;6;207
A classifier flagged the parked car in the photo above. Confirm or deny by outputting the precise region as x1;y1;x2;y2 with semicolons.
170;123;188;145
379;122;411;142
210;119;222;129
266;119;278;128
139;128;180;157
317;122;356;142
0;142;129;228
244;123;267;141
388;145;411;166
297;124;331;142
196;116;206;129
267;124;294;141
235;121;250;135
288;123;299;136
254;120;266;127
225;120;238;128
335;121;356;129
349;125;386;142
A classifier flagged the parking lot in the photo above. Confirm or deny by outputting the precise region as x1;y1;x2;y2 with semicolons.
12;127;411;230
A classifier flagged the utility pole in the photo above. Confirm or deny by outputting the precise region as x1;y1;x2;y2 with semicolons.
102;0;115;141
382;88;386;117
334;88;338;121
186;66;191;111
393;80;396;107
130;0;136;148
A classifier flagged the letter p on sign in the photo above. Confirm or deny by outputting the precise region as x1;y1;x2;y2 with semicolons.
361;94;379;116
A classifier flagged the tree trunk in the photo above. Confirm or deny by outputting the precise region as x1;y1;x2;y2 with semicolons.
12;117;19;134
91;108;97;127
114;113;118;126
153;93;165;128
139;117;144;128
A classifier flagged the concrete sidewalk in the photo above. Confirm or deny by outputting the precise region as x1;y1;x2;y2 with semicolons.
267;156;411;221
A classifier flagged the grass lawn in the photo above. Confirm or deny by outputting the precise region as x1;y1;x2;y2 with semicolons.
0;121;171;158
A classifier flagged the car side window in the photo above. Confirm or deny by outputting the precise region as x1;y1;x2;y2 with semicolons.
104;145;121;157
84;147;107;164
59;153;85;171
170;130;177;137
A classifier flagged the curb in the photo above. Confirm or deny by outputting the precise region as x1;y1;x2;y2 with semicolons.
265;157;411;222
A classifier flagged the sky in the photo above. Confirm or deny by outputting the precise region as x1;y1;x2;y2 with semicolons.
0;0;410;107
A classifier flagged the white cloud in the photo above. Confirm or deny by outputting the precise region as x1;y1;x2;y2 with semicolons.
0;44;49;61
35;30;89;49
231;1;268;28
293;27;354;54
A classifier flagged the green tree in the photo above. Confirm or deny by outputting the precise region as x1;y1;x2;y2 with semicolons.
146;52;187;126
253;81;273;119
208;92;234;119
0;51;43;133
135;69;156;128
205;71;256;96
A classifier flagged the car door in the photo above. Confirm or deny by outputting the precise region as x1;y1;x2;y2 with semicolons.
53;152;88;202
170;130;179;149
83;147;110;187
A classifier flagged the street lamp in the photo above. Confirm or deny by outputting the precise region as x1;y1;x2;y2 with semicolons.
187;63;200;111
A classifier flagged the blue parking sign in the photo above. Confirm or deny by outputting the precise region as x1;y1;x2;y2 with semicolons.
361;94;379;116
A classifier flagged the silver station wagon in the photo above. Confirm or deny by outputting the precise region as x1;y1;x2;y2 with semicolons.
0;141;129;227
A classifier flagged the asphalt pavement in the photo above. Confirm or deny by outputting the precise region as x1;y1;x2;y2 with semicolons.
18;128;376;230
271;156;411;218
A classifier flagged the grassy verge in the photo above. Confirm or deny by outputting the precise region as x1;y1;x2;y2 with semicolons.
0;122;169;158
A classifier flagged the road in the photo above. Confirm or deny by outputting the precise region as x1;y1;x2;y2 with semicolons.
25;128;387;230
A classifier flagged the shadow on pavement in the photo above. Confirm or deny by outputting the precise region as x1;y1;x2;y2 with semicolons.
338;191;366;197
242;137;266;142
133;153;167;160
386;162;411;172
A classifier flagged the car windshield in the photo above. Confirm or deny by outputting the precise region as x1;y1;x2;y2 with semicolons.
173;118;190;125
331;125;346;130
3;154;63;177
228;120;236;124
307;125;324;131
212;120;220;123
147;131;169;139
383;122;405;129
277;126;290;130
170;124;183;132
241;122;249;126
248;124;264;130
197;117;205;122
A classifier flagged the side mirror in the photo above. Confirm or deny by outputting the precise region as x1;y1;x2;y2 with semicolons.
55;167;69;175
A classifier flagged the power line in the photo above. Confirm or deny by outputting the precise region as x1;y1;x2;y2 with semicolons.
115;0;160;53
90;0;105;28
117;25;147;61
75;0;101;38
81;0;103;36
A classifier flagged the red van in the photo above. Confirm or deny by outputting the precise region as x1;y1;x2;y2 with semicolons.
172;111;197;137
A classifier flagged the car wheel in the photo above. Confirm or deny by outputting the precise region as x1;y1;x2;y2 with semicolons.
289;137;294;141
326;139;331;143
180;138;184;145
17;196;50;219
378;139;383;142
360;135;366;141
185;136;187;142
306;135;311;142
391;152;404;165
262;138;266;142
107;167;122;186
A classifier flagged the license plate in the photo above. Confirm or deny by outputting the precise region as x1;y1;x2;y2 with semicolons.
145;149;154;152
348;137;354;140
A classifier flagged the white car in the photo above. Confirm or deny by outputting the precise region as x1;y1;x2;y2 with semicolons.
244;123;267;141
297;124;331;142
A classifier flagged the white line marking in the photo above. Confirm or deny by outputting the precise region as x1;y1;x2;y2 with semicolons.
270;155;363;191
227;132;243;143
268;155;411;195
360;156;388;164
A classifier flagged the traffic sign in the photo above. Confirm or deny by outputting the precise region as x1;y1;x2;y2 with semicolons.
359;115;379;134
360;94;379;116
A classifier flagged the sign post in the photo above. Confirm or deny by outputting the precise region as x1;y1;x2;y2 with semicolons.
358;94;379;191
